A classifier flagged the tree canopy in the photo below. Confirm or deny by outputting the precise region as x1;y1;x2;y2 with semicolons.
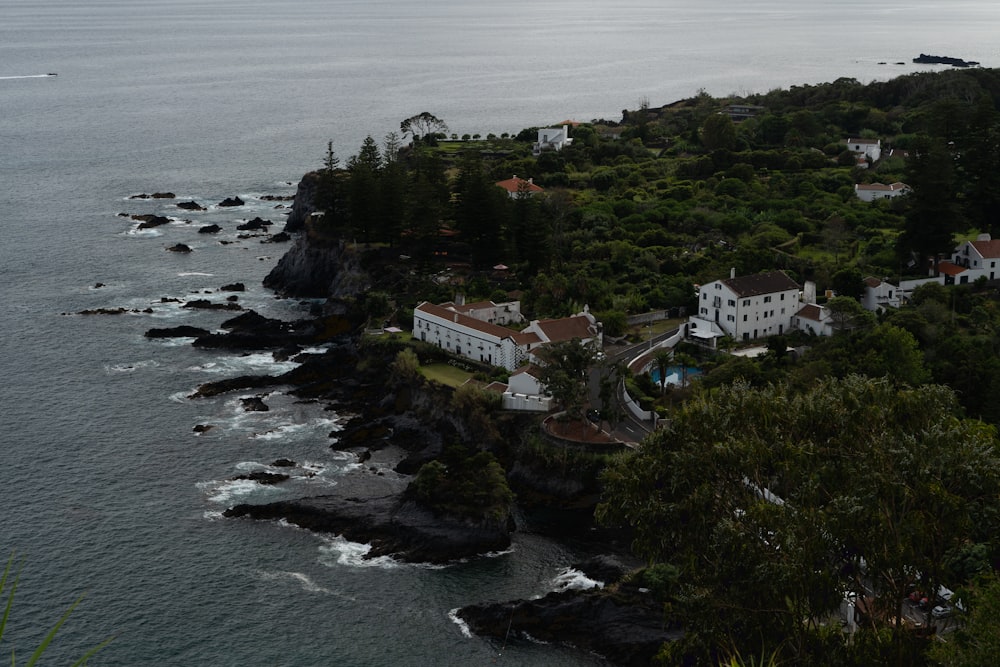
597;375;1000;665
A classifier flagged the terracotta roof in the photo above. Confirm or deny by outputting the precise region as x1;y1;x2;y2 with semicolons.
510;331;542;346
970;239;1000;259
534;314;596;343
415;302;514;339
722;270;800;298
864;276;883;288
483;381;508;394
937;261;967;277
510;364;544;378
450;300;496;313
796;304;825;321
856;182;909;192
495;176;544;194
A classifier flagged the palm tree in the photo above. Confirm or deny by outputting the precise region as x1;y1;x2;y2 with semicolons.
653;349;673;394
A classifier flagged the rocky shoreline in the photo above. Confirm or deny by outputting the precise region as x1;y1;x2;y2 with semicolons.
140;172;668;665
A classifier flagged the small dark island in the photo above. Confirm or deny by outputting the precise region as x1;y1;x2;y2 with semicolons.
913;53;980;67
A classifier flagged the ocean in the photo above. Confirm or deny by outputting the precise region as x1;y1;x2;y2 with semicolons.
2;1;998;664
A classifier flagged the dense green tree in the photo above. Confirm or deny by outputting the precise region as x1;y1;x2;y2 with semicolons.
400;111;448;143
536;338;597;423
897;136;961;273
701;113;738;151
929;574;1000;667
598;376;1000;665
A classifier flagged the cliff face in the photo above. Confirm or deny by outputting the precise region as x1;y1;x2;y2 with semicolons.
263;171;371;300
263;231;370;299
282;170;322;233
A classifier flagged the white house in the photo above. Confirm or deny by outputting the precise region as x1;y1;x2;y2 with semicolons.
948;233;1000;283
532;125;573;155
495;175;544;199
413;300;601;371
862;277;901;312
855;182;910;202
793;303;835;337
502;365;553;412
846;137;881;162
689;270;801;343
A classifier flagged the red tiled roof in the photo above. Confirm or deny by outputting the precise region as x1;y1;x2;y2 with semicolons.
796;303;824;321
937;261;967;277
415;302;514;339
495;176;544;194
510;331;542;346
970;239;1000;259
534;314;595;343
856;182;908;192
722;270;800;298
864;276;882;288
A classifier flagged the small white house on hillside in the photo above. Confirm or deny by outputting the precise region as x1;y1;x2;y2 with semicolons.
855;182;910;202
495;175;544;199
846;137;881;162
862;277;901;312
794;303;834;337
533;125;573;155
948;233;1000;283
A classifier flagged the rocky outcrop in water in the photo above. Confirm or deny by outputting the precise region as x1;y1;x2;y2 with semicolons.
913;53;980;67
282;171;322;233
224;494;512;564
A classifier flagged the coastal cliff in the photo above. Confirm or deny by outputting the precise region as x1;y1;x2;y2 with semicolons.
263;170;371;300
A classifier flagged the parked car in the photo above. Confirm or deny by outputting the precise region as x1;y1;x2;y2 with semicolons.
931;604;952;619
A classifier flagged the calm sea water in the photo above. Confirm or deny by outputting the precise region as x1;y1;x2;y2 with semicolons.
3;1;999;664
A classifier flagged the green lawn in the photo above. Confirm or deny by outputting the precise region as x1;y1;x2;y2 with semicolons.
419;363;474;387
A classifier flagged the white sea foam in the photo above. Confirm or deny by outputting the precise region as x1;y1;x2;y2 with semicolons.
199;477;282;504
318;536;401;570
447;608;473;638
104;360;160;373
257;570;332;594
551;567;604;591
178;272;215;277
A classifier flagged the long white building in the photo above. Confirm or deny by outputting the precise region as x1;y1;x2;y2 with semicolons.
413;300;601;371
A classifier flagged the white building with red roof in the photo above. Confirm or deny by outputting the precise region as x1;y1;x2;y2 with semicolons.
947;233;1000;283
495;175;544;199
413;300;601;371
855;182;910;202
689;269;801;344
532;124;573;155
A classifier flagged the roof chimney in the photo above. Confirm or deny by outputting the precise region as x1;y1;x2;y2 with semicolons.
730;267;736;279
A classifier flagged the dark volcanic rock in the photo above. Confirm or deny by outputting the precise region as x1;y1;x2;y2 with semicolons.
263;231;291;243
217;196;245;207
237;217;272;231
913;53;980;67
236;471;288;485
198;224;222;234
220;282;246;292
224;495;511;564
177;200;206;211
183;299;242;311
167;243;192;253
457;588;681;666
240;396;270;412
134;214;172;229
131;192;176;199
145;325;210;338
271;458;297;467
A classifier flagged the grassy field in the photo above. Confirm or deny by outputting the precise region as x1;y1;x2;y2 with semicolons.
419;362;474;387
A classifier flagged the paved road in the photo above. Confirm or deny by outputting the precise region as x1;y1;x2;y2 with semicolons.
589;328;680;445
